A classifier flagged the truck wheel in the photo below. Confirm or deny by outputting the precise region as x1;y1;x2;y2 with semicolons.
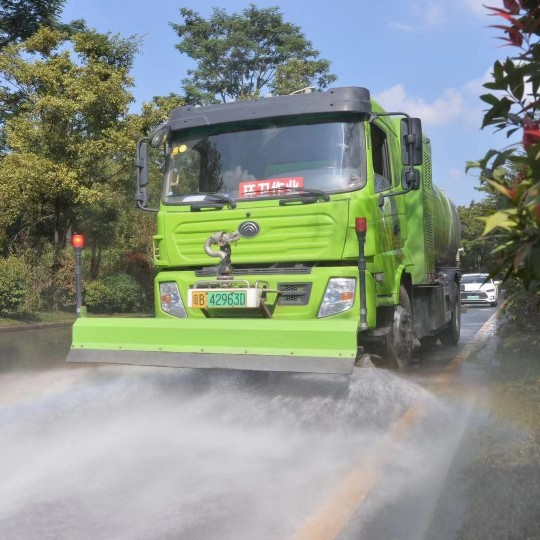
385;286;414;370
439;283;461;346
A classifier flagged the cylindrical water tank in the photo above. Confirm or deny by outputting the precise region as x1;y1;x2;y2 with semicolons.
431;185;461;266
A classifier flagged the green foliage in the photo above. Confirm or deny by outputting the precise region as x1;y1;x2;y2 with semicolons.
497;278;540;342
0;256;28;314
170;4;336;103
84;272;142;313
468;1;540;293
458;196;501;273
51;248;76;309
0;26;140;248
10;244;76;311
273;58;335;96
0;0;65;49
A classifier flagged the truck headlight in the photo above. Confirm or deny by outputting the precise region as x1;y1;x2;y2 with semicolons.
159;282;187;317
317;278;356;318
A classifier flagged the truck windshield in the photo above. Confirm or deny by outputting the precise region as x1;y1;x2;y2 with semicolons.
163;120;366;203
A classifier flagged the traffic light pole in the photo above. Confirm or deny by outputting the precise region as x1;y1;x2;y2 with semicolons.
71;234;85;318
75;248;82;317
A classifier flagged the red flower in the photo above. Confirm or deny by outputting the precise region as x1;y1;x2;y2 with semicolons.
507;27;523;46
486;6;522;27
503;0;521;16
523;117;540;149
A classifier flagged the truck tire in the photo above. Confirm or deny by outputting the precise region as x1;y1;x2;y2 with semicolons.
439;282;461;346
384;286;414;370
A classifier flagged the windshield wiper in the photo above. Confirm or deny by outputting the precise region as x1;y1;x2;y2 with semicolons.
169;193;237;210
255;186;330;202
204;193;237;208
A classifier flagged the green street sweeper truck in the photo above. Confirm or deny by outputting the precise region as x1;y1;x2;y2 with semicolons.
68;86;461;374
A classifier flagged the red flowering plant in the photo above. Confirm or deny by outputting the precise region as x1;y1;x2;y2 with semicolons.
466;0;540;294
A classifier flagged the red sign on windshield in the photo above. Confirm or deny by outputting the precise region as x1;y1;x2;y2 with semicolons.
239;177;304;198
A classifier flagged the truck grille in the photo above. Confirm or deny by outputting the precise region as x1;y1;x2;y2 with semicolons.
277;283;312;305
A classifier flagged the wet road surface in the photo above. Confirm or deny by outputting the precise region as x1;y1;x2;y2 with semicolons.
1;305;529;539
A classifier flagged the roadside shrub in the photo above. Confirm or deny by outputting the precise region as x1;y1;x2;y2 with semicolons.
7;240;54;312
22;246;77;311
53;249;76;310
124;250;153;309
0;257;29;315
99;247;127;276
84;273;142;313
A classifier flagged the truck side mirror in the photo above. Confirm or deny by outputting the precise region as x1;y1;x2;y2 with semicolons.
400;118;423;166
135;138;149;208
136;139;149;188
402;168;420;190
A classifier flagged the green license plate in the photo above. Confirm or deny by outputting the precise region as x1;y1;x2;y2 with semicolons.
193;290;248;308
467;295;480;300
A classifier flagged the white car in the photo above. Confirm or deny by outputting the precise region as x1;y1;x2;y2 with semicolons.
460;273;499;307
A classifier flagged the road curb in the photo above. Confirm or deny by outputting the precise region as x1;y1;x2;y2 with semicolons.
0;322;74;334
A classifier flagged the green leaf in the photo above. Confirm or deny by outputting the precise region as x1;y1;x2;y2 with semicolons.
480;93;500;106
493;60;504;82
484;81;505;91
492;240;517;254
480;209;518;234
465;160;481;172
507;127;520;138
510;80;525;101
492;149;515;169
492;168;507;181
485;179;512;197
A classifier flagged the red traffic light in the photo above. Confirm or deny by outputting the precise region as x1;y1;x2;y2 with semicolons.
72;234;85;249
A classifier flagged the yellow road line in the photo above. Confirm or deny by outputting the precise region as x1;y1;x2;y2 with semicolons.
291;405;423;540
291;310;499;540
434;310;498;383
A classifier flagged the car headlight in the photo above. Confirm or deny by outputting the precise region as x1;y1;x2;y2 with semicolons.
484;288;495;293
317;278;356;318
159;282;187;317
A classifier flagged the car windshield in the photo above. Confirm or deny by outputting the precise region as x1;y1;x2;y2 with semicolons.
461;274;489;284
162;120;366;203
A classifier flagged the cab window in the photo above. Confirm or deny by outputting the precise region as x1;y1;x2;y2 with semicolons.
371;124;392;193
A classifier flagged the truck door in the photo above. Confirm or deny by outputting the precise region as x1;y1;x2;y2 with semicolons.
370;122;402;296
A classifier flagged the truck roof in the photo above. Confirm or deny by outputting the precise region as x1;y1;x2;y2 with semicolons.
168;87;373;131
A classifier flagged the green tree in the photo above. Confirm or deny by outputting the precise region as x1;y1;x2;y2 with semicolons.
0;1;86;153
0;26;140;252
458;195;501;273
0;0;65;49
170;4;336;104
467;0;540;293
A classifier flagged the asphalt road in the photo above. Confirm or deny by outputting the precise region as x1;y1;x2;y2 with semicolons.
0;306;511;540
